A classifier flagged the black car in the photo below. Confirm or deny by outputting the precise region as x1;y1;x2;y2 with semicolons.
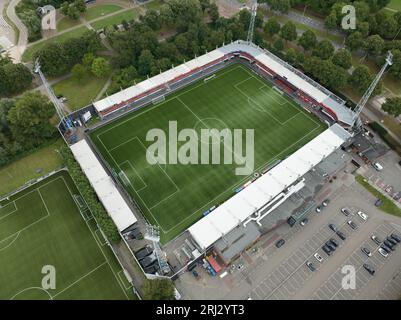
322;245;332;256
329;238;339;247
329;224;337;232
192;270;200;279
336;231;346;240
391;233;401;243
384;240;395;250
275;239;285;248
363;263;375;275
386;237;398;246
306;261;316;272
325;241;336;251
380;245;391;254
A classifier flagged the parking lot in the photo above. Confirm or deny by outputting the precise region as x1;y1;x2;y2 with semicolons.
175;170;401;300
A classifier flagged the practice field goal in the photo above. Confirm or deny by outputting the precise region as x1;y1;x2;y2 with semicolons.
204;74;216;83
152;95;165;105
73;194;87;211
118;171;130;187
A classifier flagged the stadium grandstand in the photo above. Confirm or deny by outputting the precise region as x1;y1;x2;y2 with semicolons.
188;124;351;251
70;139;137;233
93;40;354;126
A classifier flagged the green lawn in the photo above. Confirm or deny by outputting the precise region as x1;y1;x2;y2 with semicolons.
356;175;401;217
84;4;124;21
0;140;64;197
144;0;164;11
53;73;110;111
387;0;401;11
90;9;140;30
22;26;89;62
90;64;326;243
57;16;81;32
0;170;133;300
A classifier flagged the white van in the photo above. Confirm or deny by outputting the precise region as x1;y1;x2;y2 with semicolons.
373;162;384;171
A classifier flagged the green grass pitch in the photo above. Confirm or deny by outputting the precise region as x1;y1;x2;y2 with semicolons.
0;170;134;300
90;64;326;243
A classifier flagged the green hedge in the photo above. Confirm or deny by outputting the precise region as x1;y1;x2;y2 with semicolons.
59;145;120;242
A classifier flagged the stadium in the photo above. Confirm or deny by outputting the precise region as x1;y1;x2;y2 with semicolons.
66;40;354;276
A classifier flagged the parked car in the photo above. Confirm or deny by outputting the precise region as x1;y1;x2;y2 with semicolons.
361;247;372;257
300;218;309;226
316;206;322;213
372;162;383;171
390;233;401;243
386;237;397;246
322;199;330;207
336;231;346;240
322;245;332;256
371;235;382;245
192;270;200;279
329;238;339;247
375;199;383;207
363;263;375;275
314;253;323;263
378;247;389;258
341;207;351;216
328;224;337;232
380;245;391;254
275;239;285;248
306;261;316;272
357;211;368;221
384;240;395;250
347;220;358;230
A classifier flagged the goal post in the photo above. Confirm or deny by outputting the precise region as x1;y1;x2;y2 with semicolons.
204;74;216;83
152;95;165;105
118;171;130;187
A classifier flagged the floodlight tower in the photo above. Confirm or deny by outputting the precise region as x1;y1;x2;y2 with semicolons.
246;0;258;43
352;51;393;129
34;59;72;130
144;224;171;275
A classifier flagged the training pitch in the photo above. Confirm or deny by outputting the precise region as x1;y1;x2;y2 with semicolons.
90;64;326;243
0;171;133;300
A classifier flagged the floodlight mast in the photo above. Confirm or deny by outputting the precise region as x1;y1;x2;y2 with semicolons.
352;51;393;129
144;224;171;275
34;59;72;130
246;0;258;44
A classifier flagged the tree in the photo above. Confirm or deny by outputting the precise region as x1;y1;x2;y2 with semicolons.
74;0;86;13
349;65;378;94
0;58;33;97
72;63;86;80
313;40;334;60
382;97;401;117
364;35;385;57
91;57;110;77
267;0;291;14
345;32;364;52
264;18;281;37
208;3;219;24
138;49;156;76
280;21;297;42
285;48;297;64
298;30;317;51
142;279;175;300
273;37;284;51
324;12;337;31
389;49;401;80
332;49;352;69
7;92;56;149
375;11;398;39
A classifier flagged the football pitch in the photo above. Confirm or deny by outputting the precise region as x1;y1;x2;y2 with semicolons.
0;170;134;300
90;64;326;243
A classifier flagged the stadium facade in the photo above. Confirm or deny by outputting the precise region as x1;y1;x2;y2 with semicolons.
68;40;355;276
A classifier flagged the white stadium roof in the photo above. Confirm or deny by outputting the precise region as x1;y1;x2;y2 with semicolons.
93;40;354;125
188;124;351;250
70;140;137;232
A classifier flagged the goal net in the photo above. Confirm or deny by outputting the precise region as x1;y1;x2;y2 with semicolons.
119;171;130;187
152;95;165;105
204;74;216;83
